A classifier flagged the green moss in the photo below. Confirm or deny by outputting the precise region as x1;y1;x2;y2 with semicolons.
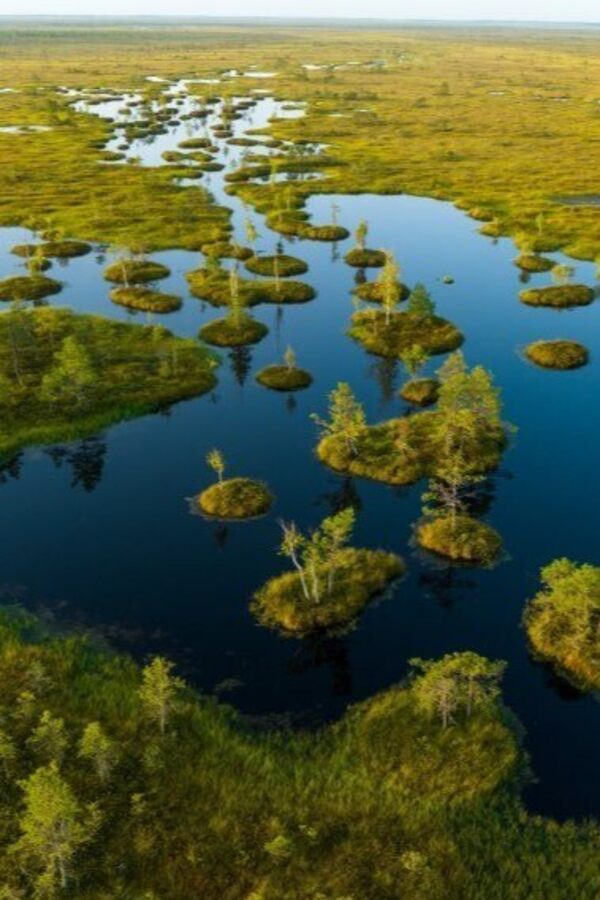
200;242;253;260
256;364;313;391
514;253;554;273
197;477;273;519
349;309;464;359
524;560;600;692
344;248;386;267
0;274;62;302
199;316;268;347
244;254;308;277
187;268;315;306
252;548;404;634
525;340;588;370
417;515;502;565
317;412;505;486
103;259;170;285
354;280;411;302
110;286;182;314
400;377;439;406
0;307;218;458
520;284;594;308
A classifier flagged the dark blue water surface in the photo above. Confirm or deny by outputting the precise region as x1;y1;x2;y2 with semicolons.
0;86;598;821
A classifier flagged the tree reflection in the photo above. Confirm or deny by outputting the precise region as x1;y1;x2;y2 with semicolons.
368;356;398;406
44;436;107;492
287;635;352;697
418;565;477;609
229;346;253;387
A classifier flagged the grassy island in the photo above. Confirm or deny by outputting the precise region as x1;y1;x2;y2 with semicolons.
256;364;313;391
110;286;182;314
417;515;502;565
253;510;403;633
0;274;62;302
524;339;588;370
344;247;386;268
104;259;170;285
254;547;403;633
400;377;440;406
197;477;273;519
520;284;594;308
349;308;464;358
514;253;554;273
244;254;308;277
256;346;312;391
199;315;268;347
0;307;218;458
524;559;600;692
315;356;505;486
187;267;315;306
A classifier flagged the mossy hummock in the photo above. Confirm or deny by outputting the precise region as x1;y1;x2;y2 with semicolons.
0;274;62;302
187;268;315;306
317;411;505;486
298;224;350;241
520;284;594;308
344;248;386;268
244;254;308;277
349;309;464;358
199;316;268;347
197;477;273;519
354;280;411;303
252;548;404;634
256;364;313;391
400;378;440;406
110;286;182;313
525;340;588;370
513;253;554;273
12;240;91;259
104;259;171;285
200;242;253;260
416;515;502;565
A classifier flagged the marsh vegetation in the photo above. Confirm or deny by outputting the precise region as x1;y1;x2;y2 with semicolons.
0;20;598;896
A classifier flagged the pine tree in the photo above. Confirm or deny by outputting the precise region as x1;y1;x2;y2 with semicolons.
311;383;366;456
40;336;95;409
139;657;184;735
13;762;99;893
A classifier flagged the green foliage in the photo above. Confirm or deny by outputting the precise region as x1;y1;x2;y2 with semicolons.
524;559;600;691
407;282;436;319
311;382;366;456
139;657;184;735
12;762;99;895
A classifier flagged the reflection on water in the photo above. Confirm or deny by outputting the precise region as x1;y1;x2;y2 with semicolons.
0;84;599;821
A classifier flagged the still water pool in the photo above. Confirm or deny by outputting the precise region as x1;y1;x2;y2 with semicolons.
0;89;598;821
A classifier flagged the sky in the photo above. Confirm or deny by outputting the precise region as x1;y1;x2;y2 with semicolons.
1;1;598;21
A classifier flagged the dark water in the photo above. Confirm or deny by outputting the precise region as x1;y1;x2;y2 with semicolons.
0;85;599;821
